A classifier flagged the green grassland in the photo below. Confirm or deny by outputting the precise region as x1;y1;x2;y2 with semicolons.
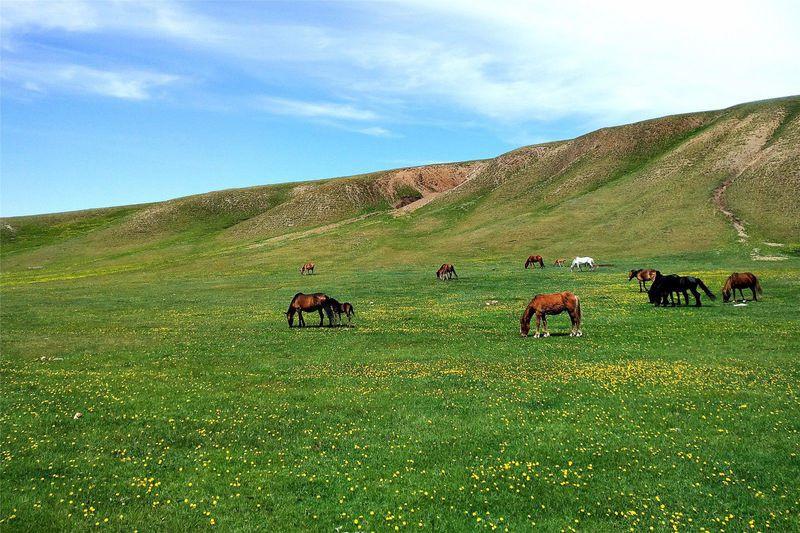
1;97;799;531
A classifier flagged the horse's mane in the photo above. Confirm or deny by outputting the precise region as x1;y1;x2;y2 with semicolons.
520;303;535;325
721;275;733;294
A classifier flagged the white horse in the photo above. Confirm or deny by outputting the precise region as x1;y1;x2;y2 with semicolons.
570;256;596;271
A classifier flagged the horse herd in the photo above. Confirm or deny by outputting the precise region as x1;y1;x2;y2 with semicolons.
286;257;763;338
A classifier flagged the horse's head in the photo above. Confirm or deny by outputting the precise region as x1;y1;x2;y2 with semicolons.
722;289;732;303
286;310;295;327
519;317;530;337
647;287;660;304
628;269;639;280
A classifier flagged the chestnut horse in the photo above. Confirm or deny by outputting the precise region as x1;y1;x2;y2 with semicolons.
722;272;762;302
524;255;545;269
520;291;582;338
628;268;658;292
553;258;566;267
286;292;334;327
437;264;458;280
300;262;315;275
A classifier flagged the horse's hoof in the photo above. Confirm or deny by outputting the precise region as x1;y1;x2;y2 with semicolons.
533;333;540;338
576;331;582;337
543;332;550;338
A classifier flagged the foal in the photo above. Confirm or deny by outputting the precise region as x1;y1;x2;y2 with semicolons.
628;269;658;292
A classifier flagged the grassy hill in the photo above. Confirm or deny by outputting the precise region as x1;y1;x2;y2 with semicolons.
1;97;799;531
2;96;798;278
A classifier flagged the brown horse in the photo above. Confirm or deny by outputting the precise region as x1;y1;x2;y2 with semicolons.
437;264;458;280
326;298;355;325
628;268;658;292
286;292;334;327
300;262;315;275
520;291;582;338
553;258;566;267
337;302;355;324
722;272;762;302
524;255;545;269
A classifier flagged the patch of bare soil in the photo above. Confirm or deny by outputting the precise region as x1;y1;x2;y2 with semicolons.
750;247;788;261
713;176;748;241
387;161;489;215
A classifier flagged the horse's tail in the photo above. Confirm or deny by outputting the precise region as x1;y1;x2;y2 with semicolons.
697;278;716;300
755;278;763;294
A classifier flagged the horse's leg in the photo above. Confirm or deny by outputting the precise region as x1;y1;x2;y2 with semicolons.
298;310;305;327
534;312;542;338
318;309;324;327
692;288;701;307
542;315;549;337
751;285;758;301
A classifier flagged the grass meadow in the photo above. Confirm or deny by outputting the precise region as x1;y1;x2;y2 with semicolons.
1;251;799;531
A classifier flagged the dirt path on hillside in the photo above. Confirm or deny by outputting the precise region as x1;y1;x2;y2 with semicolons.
712;176;748;241
247;212;380;248
393;161;489;216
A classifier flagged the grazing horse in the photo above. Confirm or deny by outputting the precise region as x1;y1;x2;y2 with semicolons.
524;255;545;269
722;272;762;302
570;257;596;271
553;258;566;267
628;269;658;292
300;262;315;275
437;264;458;280
520;291;582;338
286;292;334;327
648;273;715;307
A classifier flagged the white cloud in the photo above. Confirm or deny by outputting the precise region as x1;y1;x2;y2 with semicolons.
356;126;394;137
256;96;379;121
2;0;799;129
2;62;180;100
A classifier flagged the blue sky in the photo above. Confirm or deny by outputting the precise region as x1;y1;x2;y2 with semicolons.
2;1;799;216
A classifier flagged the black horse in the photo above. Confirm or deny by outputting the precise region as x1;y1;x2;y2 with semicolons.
648;272;716;307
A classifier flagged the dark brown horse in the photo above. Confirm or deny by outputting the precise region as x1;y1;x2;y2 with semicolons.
300;262;315;275
437;264;458;280
286;292;334;327
524;255;545;269
520;291;582;338
336;302;355;324
722;272;762;302
553;258;566;267
628;268;658;292
326;298;355;325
